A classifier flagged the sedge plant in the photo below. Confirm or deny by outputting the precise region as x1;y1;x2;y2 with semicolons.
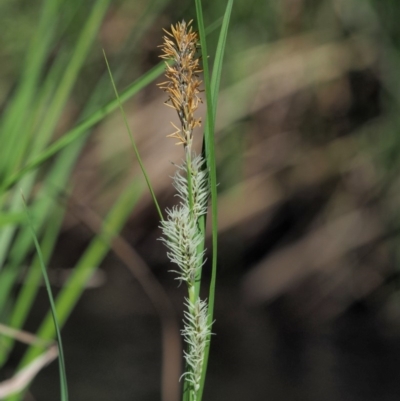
155;2;233;397
155;0;234;397
107;1;232;397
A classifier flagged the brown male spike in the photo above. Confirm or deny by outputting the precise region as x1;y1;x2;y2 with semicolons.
158;20;203;150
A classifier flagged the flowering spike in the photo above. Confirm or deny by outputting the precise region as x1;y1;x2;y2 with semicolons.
158;20;203;150
180;298;213;397
158;20;212;400
159;154;208;286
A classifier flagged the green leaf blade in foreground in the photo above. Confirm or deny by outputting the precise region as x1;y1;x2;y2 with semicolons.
23;200;68;401
0;0;63;175
195;1;233;401
0;206;65;367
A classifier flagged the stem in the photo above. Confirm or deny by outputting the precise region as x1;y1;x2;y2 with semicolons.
188;285;196;305
185;147;194;218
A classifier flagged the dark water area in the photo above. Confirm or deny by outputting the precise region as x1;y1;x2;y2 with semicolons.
21;260;400;401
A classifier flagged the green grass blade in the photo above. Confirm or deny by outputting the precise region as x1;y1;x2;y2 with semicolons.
22;198;68;401
194;1;216;400
0;176;37;270
103;50;163;221
209;0;233;117
0;1;85;180
0;0;63;175
0;202;66;367
194;1;233;400
27;0;111;159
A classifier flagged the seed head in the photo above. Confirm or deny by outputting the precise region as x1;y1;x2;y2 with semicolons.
158;20;203;150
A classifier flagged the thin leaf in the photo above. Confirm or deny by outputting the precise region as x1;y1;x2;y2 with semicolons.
103;50;163;221
22;197;68;401
0;204;66;367
195;1;233;401
0;0;63;175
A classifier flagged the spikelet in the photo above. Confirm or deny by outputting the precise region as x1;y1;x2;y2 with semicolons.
180;298;213;398
159;155;209;285
158;20;203;150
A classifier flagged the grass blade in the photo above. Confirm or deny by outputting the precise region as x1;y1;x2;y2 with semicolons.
103;50;163;220
0;204;66;367
194;1;233;400
210;0;233;117
22;197;68;401
0;0;63;176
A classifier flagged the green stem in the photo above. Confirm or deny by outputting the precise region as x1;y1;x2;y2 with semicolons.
188;285;196;305
185;148;194;218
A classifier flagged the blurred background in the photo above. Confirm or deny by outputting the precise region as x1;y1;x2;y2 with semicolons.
2;0;400;400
